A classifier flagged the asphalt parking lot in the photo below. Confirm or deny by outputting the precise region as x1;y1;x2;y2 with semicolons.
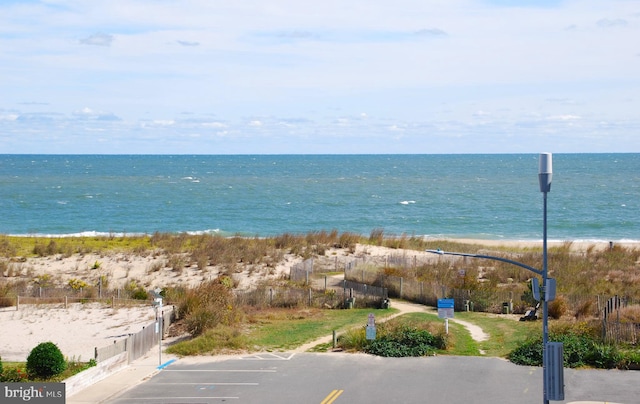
105;353;639;404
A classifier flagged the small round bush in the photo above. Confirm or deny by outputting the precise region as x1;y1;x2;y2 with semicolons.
26;342;67;379
0;354;4;375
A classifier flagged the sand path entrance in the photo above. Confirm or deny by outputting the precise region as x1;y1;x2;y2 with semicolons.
293;299;489;353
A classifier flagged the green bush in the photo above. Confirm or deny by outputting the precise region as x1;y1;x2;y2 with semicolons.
365;326;446;357
124;280;148;300
508;332;621;369
26;342;67;379
0;355;3;375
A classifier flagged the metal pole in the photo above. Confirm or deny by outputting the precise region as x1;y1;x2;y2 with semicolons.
542;190;549;404
539;152;552;404
158;303;163;366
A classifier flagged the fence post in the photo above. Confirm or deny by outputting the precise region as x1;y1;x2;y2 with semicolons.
269;288;273;306
309;289;312;306
400;277;403;299
16;295;19;311
65;296;67;309
125;336;131;364
324;275;327;291
343;280;346;302
112;295;115;308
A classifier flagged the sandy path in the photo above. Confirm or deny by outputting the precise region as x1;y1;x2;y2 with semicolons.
293;299;488;353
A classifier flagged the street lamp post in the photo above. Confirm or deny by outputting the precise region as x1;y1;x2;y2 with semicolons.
539;152;552;404
426;153;559;404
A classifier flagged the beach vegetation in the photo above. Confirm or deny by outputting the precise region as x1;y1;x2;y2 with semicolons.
68;278;88;291
123;280;148;300
172;278;239;337
338;313;448;357
365;326;445;357
1;358;96;383
26;341;66;379
0;232;639;367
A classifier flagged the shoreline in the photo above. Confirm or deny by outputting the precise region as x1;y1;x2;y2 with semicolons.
439;238;640;251
5;232;640;245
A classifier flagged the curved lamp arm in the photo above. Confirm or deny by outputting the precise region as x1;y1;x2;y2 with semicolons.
425;249;544;277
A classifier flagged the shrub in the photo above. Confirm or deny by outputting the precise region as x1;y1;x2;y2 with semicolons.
124;280;148;300
508;331;621;369
548;295;568;319
68;278;88;291
1;367;28;382
585;343;621;369
26;342;67;379
365;326;446;357
0;354;3;375
176;279;239;336
338;328;368;352
185;308;223;337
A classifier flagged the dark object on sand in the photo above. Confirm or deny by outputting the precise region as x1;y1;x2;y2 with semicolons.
520;302;540;321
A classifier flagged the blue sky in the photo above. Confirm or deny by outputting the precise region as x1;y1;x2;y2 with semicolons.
1;0;639;154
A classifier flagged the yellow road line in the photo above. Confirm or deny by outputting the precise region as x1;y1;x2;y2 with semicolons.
320;389;344;404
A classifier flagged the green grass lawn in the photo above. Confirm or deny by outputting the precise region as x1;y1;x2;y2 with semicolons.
453;311;540;357
167;306;543;358
167;307;398;355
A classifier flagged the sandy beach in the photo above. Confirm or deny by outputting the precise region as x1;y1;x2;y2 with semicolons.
0;303;156;362
1;239;636;363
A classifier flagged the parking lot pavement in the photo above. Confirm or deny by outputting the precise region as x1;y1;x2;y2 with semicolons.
98;353;639;404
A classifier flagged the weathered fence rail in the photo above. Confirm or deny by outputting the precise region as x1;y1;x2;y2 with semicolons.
95;308;174;363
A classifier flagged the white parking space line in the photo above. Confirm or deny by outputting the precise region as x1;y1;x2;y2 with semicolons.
158;382;259;386
240;352;295;360
115;396;239;400
164;369;276;372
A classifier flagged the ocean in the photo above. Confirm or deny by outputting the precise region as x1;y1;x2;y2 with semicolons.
0;154;638;242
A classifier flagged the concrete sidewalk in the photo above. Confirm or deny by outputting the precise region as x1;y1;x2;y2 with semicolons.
67;351;178;404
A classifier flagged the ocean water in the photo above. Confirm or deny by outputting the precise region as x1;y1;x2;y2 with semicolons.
0;154;638;242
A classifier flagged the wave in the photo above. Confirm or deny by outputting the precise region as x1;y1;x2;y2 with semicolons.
4;230;640;244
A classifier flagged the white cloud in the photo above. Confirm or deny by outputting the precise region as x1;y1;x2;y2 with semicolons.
152;120;175;126
597;18;628;28
0;0;639;153
79;32;114;47
547;115;581;121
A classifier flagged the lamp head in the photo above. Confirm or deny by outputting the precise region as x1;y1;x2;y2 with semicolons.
538;153;552;193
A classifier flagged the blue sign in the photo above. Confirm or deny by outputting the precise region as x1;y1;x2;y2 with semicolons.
437;298;455;319
437;299;455;309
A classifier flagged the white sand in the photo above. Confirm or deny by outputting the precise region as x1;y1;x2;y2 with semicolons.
1;303;156;362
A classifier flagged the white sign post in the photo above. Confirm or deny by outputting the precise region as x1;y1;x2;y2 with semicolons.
152;288;163;366
365;313;376;340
